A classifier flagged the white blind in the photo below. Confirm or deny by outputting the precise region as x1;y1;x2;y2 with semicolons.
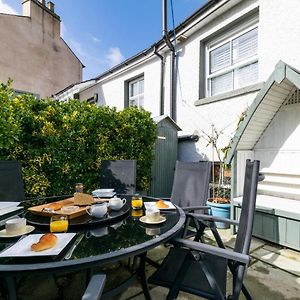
235;62;258;88
211;71;233;96
210;42;230;73
232;28;257;64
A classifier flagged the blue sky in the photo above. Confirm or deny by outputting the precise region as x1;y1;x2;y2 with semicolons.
0;0;206;80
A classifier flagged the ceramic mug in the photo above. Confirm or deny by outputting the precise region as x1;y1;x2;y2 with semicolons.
109;197;126;210
86;203;108;218
145;208;161;222
5;218;26;235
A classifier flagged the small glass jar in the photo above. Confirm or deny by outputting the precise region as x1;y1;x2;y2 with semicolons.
75;183;83;193
131;194;143;210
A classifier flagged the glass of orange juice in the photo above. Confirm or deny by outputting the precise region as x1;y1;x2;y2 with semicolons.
131;194;143;210
50;215;68;233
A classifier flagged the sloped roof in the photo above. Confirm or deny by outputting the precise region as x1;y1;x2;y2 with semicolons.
226;61;300;164
153;115;181;131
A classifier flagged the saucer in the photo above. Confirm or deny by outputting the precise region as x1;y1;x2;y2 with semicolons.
139;216;166;225
0;225;35;238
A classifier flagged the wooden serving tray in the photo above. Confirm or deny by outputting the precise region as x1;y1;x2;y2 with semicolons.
28;197;108;220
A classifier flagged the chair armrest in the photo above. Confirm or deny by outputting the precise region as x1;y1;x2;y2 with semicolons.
173;238;250;265
82;274;106;300
182;205;210;212
187;213;239;226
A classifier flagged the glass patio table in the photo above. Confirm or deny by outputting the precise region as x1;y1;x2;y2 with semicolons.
0;195;185;300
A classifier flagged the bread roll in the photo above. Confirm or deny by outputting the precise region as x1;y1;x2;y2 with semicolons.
73;192;94;206
31;233;58;252
47;202;63;211
155;200;169;209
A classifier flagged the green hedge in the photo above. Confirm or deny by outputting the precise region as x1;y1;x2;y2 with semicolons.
0;81;157;198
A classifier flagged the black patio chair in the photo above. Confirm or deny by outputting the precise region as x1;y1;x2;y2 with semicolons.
0;160;25;202
100;160;136;195
148;159;260;300
82;273;106;300
144;161;211;240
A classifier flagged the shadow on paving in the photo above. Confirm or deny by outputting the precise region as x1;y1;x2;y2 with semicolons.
1;237;300;300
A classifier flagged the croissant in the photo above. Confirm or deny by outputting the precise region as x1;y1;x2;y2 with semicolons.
155;200;169;209
47;202;63;211
31;233;58;252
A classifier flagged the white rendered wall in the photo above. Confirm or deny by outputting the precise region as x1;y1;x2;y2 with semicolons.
258;0;300;80
77;0;300;162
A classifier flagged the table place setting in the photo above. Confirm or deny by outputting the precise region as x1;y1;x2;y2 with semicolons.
0;217;35;238
0;232;76;257
143;200;176;211
139;208;166;225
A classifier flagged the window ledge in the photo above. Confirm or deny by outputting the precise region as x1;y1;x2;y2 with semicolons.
195;82;264;106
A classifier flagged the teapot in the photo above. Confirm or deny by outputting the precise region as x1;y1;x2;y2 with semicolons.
86;203;108;218
109;197;126;211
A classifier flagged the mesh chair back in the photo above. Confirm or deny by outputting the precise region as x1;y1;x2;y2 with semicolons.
0;160;25;202
170;161;211;207
234;159;260;255
100;160;136;194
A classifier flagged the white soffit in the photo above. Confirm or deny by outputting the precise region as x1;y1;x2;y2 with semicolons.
226;61;300;164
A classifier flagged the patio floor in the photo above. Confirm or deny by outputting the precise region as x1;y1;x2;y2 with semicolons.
6;229;300;300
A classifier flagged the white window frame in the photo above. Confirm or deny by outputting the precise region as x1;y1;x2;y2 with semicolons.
205;22;259;97
129;76;144;109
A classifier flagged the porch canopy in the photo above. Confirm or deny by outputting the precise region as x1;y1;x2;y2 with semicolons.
226;61;300;251
226;60;300;164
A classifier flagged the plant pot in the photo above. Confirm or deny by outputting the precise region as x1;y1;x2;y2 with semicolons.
207;198;231;229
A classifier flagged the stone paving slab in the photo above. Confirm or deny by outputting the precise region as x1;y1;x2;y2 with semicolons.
251;247;300;277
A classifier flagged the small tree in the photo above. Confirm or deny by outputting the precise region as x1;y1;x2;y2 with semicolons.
200;124;231;203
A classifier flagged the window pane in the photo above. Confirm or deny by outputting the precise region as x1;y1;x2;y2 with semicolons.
210;42;230;74
139;79;144;94
130;82;138;97
211;72;233;96
139;95;144;108
129;99;138;107
235;62;258;88
232;28;257;63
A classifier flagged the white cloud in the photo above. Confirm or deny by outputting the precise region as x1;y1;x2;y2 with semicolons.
90;35;101;43
106;47;124;68
0;0;17;14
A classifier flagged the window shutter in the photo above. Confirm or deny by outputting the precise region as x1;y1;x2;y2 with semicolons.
232;28;257;64
210;42;230;74
211;72;233;96
235;62;258;88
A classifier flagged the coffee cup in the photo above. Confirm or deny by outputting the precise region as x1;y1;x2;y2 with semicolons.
109;197;126;210
86;203;108;218
145;208;161;222
5;218;26;235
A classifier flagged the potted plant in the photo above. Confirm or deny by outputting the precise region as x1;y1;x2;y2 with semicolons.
200;125;231;228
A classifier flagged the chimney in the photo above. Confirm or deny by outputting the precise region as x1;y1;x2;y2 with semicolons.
47;1;54;12
39;0;46;5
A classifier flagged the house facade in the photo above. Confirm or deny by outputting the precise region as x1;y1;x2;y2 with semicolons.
0;0;83;98
56;0;300;161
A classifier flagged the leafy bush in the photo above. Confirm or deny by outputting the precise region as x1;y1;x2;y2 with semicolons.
0;81;157;198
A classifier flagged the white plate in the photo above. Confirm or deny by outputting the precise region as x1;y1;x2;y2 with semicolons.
92;189;115;193
92;189;116;198
0;225;35;238
0;202;20;210
144;201;176;210
139;216;166;224
0;233;76;257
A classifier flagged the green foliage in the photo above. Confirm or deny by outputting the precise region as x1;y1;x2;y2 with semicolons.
0;81;157;198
